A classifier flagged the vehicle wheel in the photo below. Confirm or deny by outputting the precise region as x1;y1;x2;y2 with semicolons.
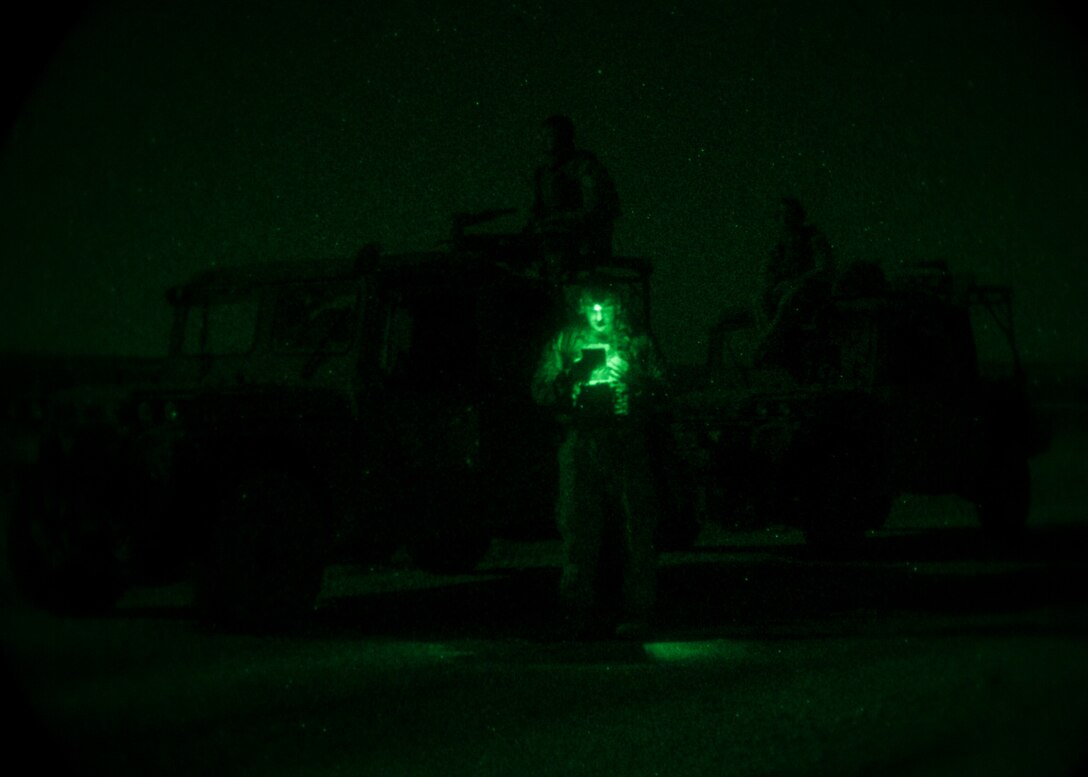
972;448;1030;540
7;460;129;615
654;472;702;551
408;532;492;575
795;393;892;551
654;471;702;551
195;474;326;630
702;450;764;530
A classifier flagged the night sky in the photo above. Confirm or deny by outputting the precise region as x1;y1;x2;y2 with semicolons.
1;0;1085;367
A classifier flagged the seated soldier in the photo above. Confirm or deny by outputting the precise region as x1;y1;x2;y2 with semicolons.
753;197;837;382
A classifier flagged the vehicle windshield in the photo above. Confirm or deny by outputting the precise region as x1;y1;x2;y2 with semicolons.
272;282;358;354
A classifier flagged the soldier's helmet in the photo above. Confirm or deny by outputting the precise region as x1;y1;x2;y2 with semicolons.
575;276;625;312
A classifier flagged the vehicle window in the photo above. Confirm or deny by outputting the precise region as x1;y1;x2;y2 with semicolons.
181;299;259;356
384;294;477;386
272;282;359;353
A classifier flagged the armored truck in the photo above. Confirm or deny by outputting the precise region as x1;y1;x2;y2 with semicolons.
676;259;1047;547
6;218;694;626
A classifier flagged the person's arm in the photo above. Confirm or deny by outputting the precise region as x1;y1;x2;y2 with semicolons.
532;332;577;407
533;331;601;408
531;334;565;406
613;334;668;406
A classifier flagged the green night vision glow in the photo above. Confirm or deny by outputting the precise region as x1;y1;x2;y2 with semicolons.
643;641;750;662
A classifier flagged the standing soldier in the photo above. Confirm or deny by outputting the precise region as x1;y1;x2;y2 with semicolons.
526;115;621;281
532;279;667;640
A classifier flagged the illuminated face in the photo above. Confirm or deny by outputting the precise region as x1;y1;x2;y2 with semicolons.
583;300;618;335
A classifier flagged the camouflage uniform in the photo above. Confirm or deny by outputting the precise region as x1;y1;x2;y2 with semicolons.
529;149;621;277
755;200;837;381
759;219;835;326
532;312;666;634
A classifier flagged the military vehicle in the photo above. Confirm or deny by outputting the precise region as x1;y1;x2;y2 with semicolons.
674;259;1048;547
6;212;694;626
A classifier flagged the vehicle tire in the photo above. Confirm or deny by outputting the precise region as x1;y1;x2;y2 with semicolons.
654;475;702;551
971;447;1030;540
702;445;762;530
408;531;492;575
7;457;129;615
796;394;893;551
195;473;326;630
